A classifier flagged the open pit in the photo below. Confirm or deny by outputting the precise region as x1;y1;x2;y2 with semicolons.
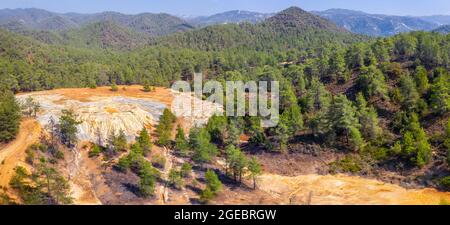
16;85;223;144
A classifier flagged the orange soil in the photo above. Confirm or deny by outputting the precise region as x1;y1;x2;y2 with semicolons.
17;85;175;107
258;173;450;205
104;107;119;114
0;119;41;192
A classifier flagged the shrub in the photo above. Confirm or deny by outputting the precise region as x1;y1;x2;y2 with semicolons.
89;144;101;158
440;176;450;190
180;162;192;178
151;153;166;169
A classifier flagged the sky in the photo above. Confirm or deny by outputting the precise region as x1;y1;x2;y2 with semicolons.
0;0;449;17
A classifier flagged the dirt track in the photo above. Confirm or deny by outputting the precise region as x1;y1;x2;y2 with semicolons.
0;119;41;190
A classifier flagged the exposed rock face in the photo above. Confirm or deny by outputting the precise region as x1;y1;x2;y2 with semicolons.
17;89;222;145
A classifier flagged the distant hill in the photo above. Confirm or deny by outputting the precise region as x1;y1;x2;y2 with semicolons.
0;8;194;37
420;15;450;26
313;9;439;36
433;25;450;34
66;11;194;37
60;21;153;50
188;10;273;27
267;7;344;33
159;7;364;51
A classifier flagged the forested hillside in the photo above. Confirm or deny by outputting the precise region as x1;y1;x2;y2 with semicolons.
159;7;364;51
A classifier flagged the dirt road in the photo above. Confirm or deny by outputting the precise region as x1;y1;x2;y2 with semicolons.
0;119;41;190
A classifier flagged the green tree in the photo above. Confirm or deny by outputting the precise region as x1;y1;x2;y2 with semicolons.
328;48;347;83
143;80;151;92
138;161;157;197
180;162;192;178
399;74;421;112
58;109;81;148
156;109;176;146
328;95;364;150
400;114;431;167
205;169;222;193
175;125;189;156
88;144;101;158
22;96;40;118
429;74;450;114
414;66;429;94
206;115;227;144
225;120;241;146
247;156;262;189
356;93;382;141
137;127;152;155
168;169;183;189
0;90;20;143
445;119;450;166
110;81;118;92
357;65;388;100
304;77;331;113
189;128;218;165
225;145;247;183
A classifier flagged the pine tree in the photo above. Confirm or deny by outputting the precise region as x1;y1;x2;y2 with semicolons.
357;65;388;100
414;66;429;94
429;74;450;114
143;80;151;92
58;109;81;148
110;81;118;92
328;48;347;83
305;77;331;113
189;128;218;165
175;125;189;156
356;93;382;141
156;109;176;146
225;120;241;147
206;115;227;144
248;156;262;189
399;74;421;112
137;127;152;155
328;95;364;150
400;114;431;167
204;169;222;194
225;145;247;183
0;90;20;143
445;119;450;166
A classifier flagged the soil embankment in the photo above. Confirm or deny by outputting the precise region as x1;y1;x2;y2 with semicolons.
0;119;41;191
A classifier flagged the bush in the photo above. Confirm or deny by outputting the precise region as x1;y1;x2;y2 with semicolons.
200;187;214;204
204;169;222;193
151;154;166;169
54;150;64;160
89;144;101;158
180;162;192;178
110;83;118;92
116;156;131;172
329;156;362;174
25;149;35;165
168;169;183;189
440;176;450;190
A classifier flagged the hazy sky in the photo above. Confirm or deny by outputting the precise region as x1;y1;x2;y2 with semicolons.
0;0;449;16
